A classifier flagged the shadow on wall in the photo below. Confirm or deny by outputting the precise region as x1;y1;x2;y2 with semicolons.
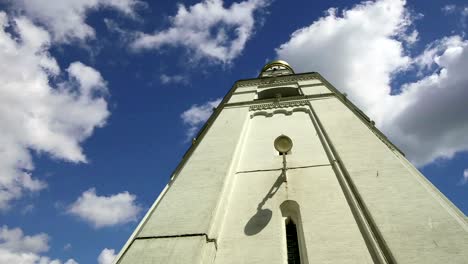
244;171;285;236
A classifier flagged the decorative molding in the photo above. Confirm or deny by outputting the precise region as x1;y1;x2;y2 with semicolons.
223;93;334;109
258;81;299;89
236;74;318;88
250;107;310;118
249;100;309;111
301;82;325;88
232;90;256;95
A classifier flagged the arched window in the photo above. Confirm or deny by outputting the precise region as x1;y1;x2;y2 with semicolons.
286;218;301;264
257;87;301;100
280;200;308;264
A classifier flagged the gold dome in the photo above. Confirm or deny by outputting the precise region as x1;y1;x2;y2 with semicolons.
261;60;295;74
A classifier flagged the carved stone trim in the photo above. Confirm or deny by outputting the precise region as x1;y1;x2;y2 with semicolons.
250;107;310;119
249;100;309;111
257;81;299;89
236;74;317;88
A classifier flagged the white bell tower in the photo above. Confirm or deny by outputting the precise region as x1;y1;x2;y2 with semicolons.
114;60;468;264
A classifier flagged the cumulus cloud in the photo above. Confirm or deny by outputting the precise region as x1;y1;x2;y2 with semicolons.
181;98;222;139
442;5;456;14
276;0;468;167
385;36;468;165
63;243;72;251
0;226;77;264
441;4;468;28
8;0;142;43
68;188;142;228
98;248;117;264
460;169;468;185
132;0;268;63
277;0;412;114
0;226;49;254
0;249;78;264
0;12;110;209
160;74;189;85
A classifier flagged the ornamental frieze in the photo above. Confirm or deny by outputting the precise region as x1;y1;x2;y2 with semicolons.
249;100;309;111
236;73;317;88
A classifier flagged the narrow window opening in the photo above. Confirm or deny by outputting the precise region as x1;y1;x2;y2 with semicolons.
281;200;308;264
285;219;301;264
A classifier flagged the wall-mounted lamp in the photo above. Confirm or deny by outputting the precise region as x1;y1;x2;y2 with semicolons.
274;135;293;154
274;135;293;181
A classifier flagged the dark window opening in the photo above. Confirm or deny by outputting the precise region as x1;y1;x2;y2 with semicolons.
257;87;301;100
286;219;301;264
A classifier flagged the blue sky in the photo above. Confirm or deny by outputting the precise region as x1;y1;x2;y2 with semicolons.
0;0;467;263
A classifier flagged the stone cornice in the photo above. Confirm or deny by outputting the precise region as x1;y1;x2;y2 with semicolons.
235;73;318;88
249;100;309;111
224;93;334;108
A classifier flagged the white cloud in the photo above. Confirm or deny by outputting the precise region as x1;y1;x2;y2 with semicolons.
8;0;142;43
0;226;77;264
181;98;222;139
21;204;35;215
0;12;110;209
442;5;456;14
98;248;117;264
0;249;78;264
132;0;268;63
160;74;189;85
460;7;468;29
402;29;418;45
460;169;468;185
277;0;411;114
276;0;468;167
63;243;72;251
0;226;49;254
68;188;142;228
440;4;468;28
385;36;468;165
